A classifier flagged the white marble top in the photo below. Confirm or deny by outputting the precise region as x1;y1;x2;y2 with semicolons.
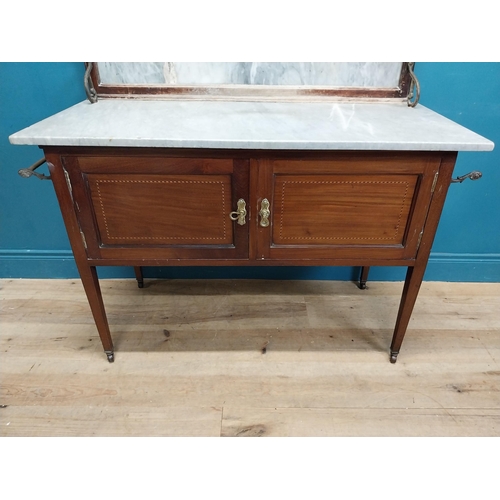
9;99;494;151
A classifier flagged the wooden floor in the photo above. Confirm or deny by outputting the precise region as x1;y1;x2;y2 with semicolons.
1;278;499;436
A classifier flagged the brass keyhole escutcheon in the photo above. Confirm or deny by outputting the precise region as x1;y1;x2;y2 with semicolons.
229;198;247;225
259;198;270;227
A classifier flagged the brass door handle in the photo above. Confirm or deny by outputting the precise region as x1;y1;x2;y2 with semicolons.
229;198;247;225
259;198;270;227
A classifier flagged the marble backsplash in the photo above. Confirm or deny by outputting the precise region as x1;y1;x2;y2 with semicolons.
97;62;403;88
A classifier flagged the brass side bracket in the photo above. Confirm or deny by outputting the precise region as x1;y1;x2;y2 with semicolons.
451;171;482;183
18;158;51;180
407;62;421;108
84;62;98;104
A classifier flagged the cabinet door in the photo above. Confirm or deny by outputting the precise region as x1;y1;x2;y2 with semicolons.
65;153;249;261
255;153;441;262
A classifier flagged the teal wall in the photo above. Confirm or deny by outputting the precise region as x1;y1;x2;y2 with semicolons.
1;62;499;281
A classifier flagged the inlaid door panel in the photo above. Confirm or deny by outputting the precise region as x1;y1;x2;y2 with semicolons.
65;154;249;260
272;174;417;246
257;154;441;261
88;174;233;246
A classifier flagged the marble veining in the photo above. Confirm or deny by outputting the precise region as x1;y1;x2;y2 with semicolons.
97;62;403;88
9;100;494;152
97;62;166;84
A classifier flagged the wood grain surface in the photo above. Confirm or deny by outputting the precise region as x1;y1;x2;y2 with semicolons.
1;278;498;436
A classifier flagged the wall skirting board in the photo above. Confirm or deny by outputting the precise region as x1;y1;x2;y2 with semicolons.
1;249;498;282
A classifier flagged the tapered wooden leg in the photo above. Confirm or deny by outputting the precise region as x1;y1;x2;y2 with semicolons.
78;265;114;362
359;266;370;289
388;153;458;363
46;154;121;363
389;264;426;363
134;266;144;288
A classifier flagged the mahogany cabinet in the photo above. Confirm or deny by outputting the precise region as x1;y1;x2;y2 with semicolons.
42;146;457;363
10;63;494;365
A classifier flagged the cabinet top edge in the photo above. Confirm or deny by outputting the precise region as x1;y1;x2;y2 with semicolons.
9;100;494;152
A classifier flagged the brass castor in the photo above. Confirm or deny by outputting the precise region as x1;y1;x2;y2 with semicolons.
358;266;369;290
390;351;398;364
105;351;115;363
134;266;144;288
